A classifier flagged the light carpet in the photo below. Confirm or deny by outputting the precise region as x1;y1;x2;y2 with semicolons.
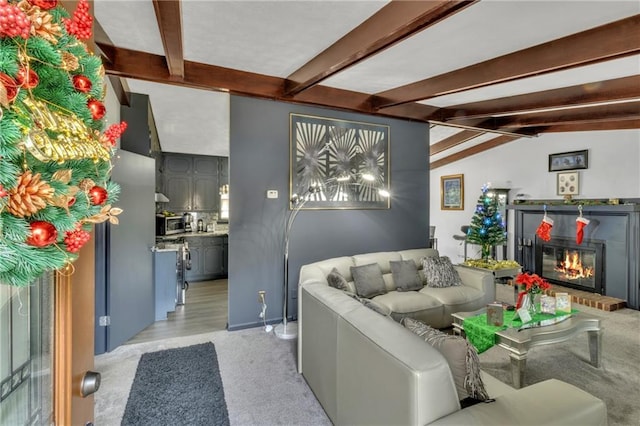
96;285;640;426
94;328;331;426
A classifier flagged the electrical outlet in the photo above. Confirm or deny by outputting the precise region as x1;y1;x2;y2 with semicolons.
258;290;266;304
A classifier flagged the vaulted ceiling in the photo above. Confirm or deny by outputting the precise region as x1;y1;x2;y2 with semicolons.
93;1;640;167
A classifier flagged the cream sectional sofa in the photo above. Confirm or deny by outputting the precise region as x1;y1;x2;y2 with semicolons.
297;248;607;426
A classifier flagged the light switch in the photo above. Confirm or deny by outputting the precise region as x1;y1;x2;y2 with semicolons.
267;190;278;199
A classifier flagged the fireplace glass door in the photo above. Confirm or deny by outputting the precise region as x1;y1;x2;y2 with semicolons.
537;237;604;294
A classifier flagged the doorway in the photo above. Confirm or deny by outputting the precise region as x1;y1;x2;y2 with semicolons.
125;279;228;345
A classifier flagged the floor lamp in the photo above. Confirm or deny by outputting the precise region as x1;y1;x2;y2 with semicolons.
274;186;318;339
274;179;390;340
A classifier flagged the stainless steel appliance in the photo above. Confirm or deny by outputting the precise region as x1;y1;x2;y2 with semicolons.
156;215;185;236
183;212;193;232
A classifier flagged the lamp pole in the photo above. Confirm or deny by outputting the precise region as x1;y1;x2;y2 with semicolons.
274;187;316;340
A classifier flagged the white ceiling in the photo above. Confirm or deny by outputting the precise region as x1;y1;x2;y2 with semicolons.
93;0;640;159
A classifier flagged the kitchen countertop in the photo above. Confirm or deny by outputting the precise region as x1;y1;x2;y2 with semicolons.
156;231;228;242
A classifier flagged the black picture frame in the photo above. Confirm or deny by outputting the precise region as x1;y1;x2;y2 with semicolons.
548;150;588;172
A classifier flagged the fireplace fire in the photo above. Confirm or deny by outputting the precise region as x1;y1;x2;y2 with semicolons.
535;237;604;294
554;250;594;280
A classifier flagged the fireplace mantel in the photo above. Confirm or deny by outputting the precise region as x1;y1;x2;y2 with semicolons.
508;202;639;310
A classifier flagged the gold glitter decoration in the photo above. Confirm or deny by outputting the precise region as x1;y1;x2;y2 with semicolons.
18;97;111;162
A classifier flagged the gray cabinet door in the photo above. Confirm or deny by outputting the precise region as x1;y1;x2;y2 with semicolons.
165;175;192;211
165;154;193;174
193;175;217;211
194;156;218;175
203;243;223;276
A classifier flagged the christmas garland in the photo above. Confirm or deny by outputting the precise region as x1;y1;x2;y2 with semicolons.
0;0;124;286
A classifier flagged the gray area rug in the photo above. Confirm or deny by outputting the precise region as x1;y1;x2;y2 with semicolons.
487;284;640;426
121;342;229;426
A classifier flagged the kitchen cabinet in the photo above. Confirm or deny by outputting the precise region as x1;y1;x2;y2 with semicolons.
184;235;228;282
163;154;219;212
153;250;177;320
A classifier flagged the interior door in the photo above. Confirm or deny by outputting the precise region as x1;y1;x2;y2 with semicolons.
106;150;156;351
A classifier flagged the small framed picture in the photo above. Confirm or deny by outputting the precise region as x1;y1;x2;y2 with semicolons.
549;150;588;172
440;174;464;210
557;171;579;196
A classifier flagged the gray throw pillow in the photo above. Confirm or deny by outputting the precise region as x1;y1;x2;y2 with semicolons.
327;267;349;291
422;256;463;288
401;317;490;402
390;259;423;292
350;263;387;298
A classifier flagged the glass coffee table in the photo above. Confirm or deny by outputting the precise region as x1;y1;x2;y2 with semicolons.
452;308;603;389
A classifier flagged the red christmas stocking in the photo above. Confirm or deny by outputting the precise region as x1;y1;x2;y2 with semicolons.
576;217;590;245
536;216;553;241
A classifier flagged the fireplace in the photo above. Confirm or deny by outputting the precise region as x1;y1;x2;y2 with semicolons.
535;237;604;294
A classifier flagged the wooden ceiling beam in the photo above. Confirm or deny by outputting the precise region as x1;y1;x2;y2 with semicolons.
430;135;519;169
434;75;640;122
284;0;476;96
152;0;184;79
495;101;640;128
373;14;640;109
430;129;483;155
544;119;640;133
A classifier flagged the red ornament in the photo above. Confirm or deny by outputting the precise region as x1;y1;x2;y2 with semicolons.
72;75;92;93
64;227;91;253
89;186;108;205
87;99;105;120
0;2;31;39
67;196;76;207
0;72;18;102
29;0;58;10
16;68;39;89
63;0;92;39
0;184;7;198
26;221;58;247
102;121;128;146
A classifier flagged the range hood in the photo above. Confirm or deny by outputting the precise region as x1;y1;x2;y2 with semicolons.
155;193;170;203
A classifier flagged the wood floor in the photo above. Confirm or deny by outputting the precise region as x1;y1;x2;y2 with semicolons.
125;279;228;345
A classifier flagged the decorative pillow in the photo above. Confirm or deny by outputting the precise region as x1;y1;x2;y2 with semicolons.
401;317;490;402
350;263;387;298
327;267;349;291
390;259;423;292
421;256;463;288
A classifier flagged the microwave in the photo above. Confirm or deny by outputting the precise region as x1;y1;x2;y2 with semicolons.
156;216;185;236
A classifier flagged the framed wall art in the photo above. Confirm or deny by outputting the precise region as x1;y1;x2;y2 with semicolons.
440;174;464;210
557;171;580;196
290;113;390;209
549;150;588;172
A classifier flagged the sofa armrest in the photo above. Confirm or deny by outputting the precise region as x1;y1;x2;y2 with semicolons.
454;266;495;305
430;378;607;425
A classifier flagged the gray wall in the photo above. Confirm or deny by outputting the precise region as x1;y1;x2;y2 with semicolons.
228;96;430;330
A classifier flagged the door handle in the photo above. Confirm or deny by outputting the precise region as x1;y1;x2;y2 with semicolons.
81;371;101;397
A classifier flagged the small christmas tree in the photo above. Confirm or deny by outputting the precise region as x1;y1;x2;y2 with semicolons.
466;184;506;261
